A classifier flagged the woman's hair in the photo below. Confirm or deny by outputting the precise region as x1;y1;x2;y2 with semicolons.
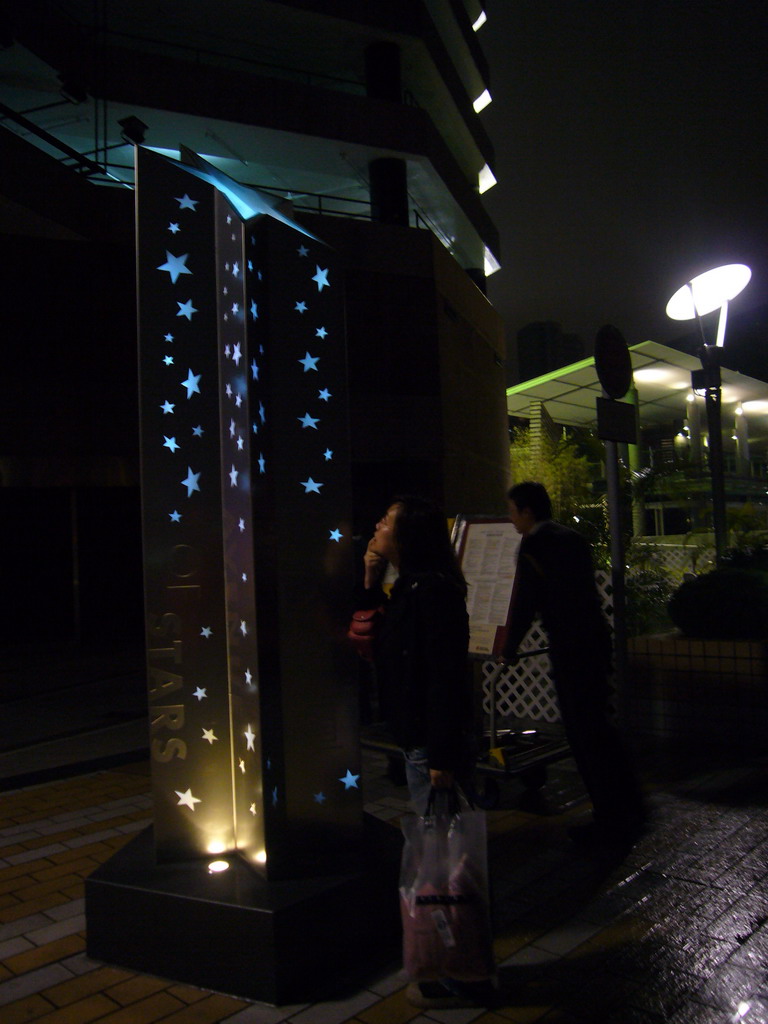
391;495;467;594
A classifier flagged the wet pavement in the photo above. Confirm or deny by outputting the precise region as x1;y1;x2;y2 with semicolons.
2;731;768;1023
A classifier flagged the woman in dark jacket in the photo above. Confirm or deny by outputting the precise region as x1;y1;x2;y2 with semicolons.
361;495;471;814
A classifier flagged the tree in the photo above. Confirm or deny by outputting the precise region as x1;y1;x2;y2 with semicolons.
509;426;593;521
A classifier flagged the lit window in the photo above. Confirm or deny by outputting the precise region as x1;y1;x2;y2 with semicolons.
478;164;497;193
473;89;492;113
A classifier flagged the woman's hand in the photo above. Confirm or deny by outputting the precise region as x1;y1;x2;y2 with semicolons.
429;768;455;789
363;538;387;589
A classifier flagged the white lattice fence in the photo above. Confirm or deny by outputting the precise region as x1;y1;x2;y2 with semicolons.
481;570;615;723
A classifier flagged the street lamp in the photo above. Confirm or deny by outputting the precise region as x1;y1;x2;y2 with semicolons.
665;263;752;563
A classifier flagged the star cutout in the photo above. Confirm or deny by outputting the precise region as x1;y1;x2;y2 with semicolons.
229;418;236;437
324;448;333;461
314;792;327;804
244;724;256;751
272;787;278;806
163;436;179;453
245;668;252;685
298;412;319;429
258;453;265;474
168;223;180;234
192;425;204;437
229;464;239;487
181;466;201;496
160;401;175;414
175;788;201;810
318;388;331;401
157;251;192;284
202;728;217;744
236;436;244;451
200;626;212;638
193;687;207;700
169;510;182;523
312;265;329;291
164;333;174;342
298;352;319;372
240;619;248;636
231;302;239;316
250;300;258;320
235;343;244;366
238;518;245;532
175;194;198;210
295;301;307;313
259;401;266;423
232;261;240;277
316;326;328;339
234;394;242;408
247;260;253;271
251;359;259;380
301;477;323;494
163;355;174;366
329;529;343;542
250;803;257;816
339;770;360;790
242;572;248;582
181;369;201;398
239;759;246;774
226;383;232;397
298;245;309;257
176;299;198;320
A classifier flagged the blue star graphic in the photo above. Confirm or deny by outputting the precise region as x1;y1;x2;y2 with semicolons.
176;299;198;320
339;770;359;790
157;251;192;284
168;223;180;234
160;401;175;414
247;260;253;271
298;412;319;429
200;626;213;638
251;359;259;380
169;510;182;523
298;245;309;257
164;333;174;342
272;787;278;807
229;464;239;487
318;388;331;401
175;194;198;210
163;436;179;453
181;466;201;496
250;300;258;320
329;529;343;542
232;342;242;365
258;454;266;473
231;302;239;316
312;265;329;291
232;261;240;277
298;352;319;372
181;369;201;398
324;448;333;461
295;301;307;314
259;402;266;423
316;326;328;339
301;477;323;494
192;425;203;437
238;518;245;532
163;355;174;366
314;792;327;804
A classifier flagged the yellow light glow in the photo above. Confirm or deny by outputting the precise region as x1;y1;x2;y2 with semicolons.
208;860;229;873
633;367;673;383
473;89;492;113
255;850;267;864
686;392;695;402
478;163;496;194
735;405;744;416
207;840;227;854
741;400;768;414
472;10;487;31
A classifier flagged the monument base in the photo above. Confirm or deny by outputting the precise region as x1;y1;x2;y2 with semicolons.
85;814;402;1005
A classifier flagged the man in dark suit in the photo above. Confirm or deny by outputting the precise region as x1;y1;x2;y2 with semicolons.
502;481;645;848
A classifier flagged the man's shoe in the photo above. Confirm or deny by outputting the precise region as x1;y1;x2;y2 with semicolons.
405;979;494;1009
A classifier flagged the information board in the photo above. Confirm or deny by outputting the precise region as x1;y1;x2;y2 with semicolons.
452;515;521;657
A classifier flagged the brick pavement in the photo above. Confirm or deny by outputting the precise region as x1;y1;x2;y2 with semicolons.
1;750;768;1023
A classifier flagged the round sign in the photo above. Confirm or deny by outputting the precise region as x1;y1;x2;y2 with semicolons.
594;324;632;400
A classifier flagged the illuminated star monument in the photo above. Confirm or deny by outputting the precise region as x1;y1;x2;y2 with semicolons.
85;148;399;1002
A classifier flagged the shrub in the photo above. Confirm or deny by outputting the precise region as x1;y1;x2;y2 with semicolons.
668;568;768;640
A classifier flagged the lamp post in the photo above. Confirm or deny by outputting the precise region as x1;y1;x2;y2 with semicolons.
666;263;751;564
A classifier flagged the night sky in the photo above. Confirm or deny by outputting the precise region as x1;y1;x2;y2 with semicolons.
481;1;768;378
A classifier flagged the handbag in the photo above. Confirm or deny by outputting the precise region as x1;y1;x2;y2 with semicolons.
347;606;384;661
399;788;494;981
